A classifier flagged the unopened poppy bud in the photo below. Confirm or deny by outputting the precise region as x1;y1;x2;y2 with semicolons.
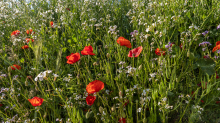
99;106;104;113
93;62;98;66
43;112;47;118
0;49;2;53
138;64;142;70
187;50;190;57
106;53;110;59
86;111;90;119
25;80;28;86
8;66;12;72
111;105;116;112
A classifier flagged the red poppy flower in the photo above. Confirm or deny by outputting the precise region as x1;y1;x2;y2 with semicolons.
86;95;96;106
28;97;44;107
128;46;143;57
26;29;33;34
216;41;220;46
155;48;166;56
11;64;21;70
201;100;204;103
66;8;70;11
11;30;20;36
216;101;220;104
50;21;54;28
117;37;132;48
118;118;126;123
26;38;34;43
66;53;80;64
86;80;104;94
0;104;3;107
212;45;220;52
22;45;29;49
81;45;95;55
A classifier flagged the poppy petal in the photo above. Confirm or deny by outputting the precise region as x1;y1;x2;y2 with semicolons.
86;80;104;94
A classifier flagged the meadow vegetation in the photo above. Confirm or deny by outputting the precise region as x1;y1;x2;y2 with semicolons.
1;0;220;122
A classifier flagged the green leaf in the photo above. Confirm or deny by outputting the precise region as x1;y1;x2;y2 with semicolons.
196;58;215;67
200;66;215;75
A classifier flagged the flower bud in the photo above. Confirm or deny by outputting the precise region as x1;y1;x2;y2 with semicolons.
86;111;90;119
93;62;98;66
99;106;104;113
8;66;12;73
187;50;190;57
111;105;116;112
43;112;47;118
138;64;142;70
106;53;110;59
25;80;28;86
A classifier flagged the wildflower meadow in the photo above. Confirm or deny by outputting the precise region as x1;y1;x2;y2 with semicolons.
1;0;220;122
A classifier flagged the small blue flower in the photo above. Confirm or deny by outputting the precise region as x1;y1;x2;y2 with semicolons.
202;31;209;36
217;24;220;30
130;30;138;36
199;41;211;47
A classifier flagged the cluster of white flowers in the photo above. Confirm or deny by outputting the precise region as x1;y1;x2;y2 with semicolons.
34;70;52;81
192;105;204;114
108;25;119;35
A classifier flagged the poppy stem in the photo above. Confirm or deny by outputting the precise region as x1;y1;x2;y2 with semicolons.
133;56;135;68
88;55;90;68
34;109;37;123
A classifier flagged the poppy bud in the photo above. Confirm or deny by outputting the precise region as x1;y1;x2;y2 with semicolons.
99;106;104;113
8;66;12;73
111;105;116;112
93;62;98;66
25;80;28;86
138;64;142;70
85;111;90;119
43;112;47;118
106;53;110;59
0;49;2;53
187;50;190;57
